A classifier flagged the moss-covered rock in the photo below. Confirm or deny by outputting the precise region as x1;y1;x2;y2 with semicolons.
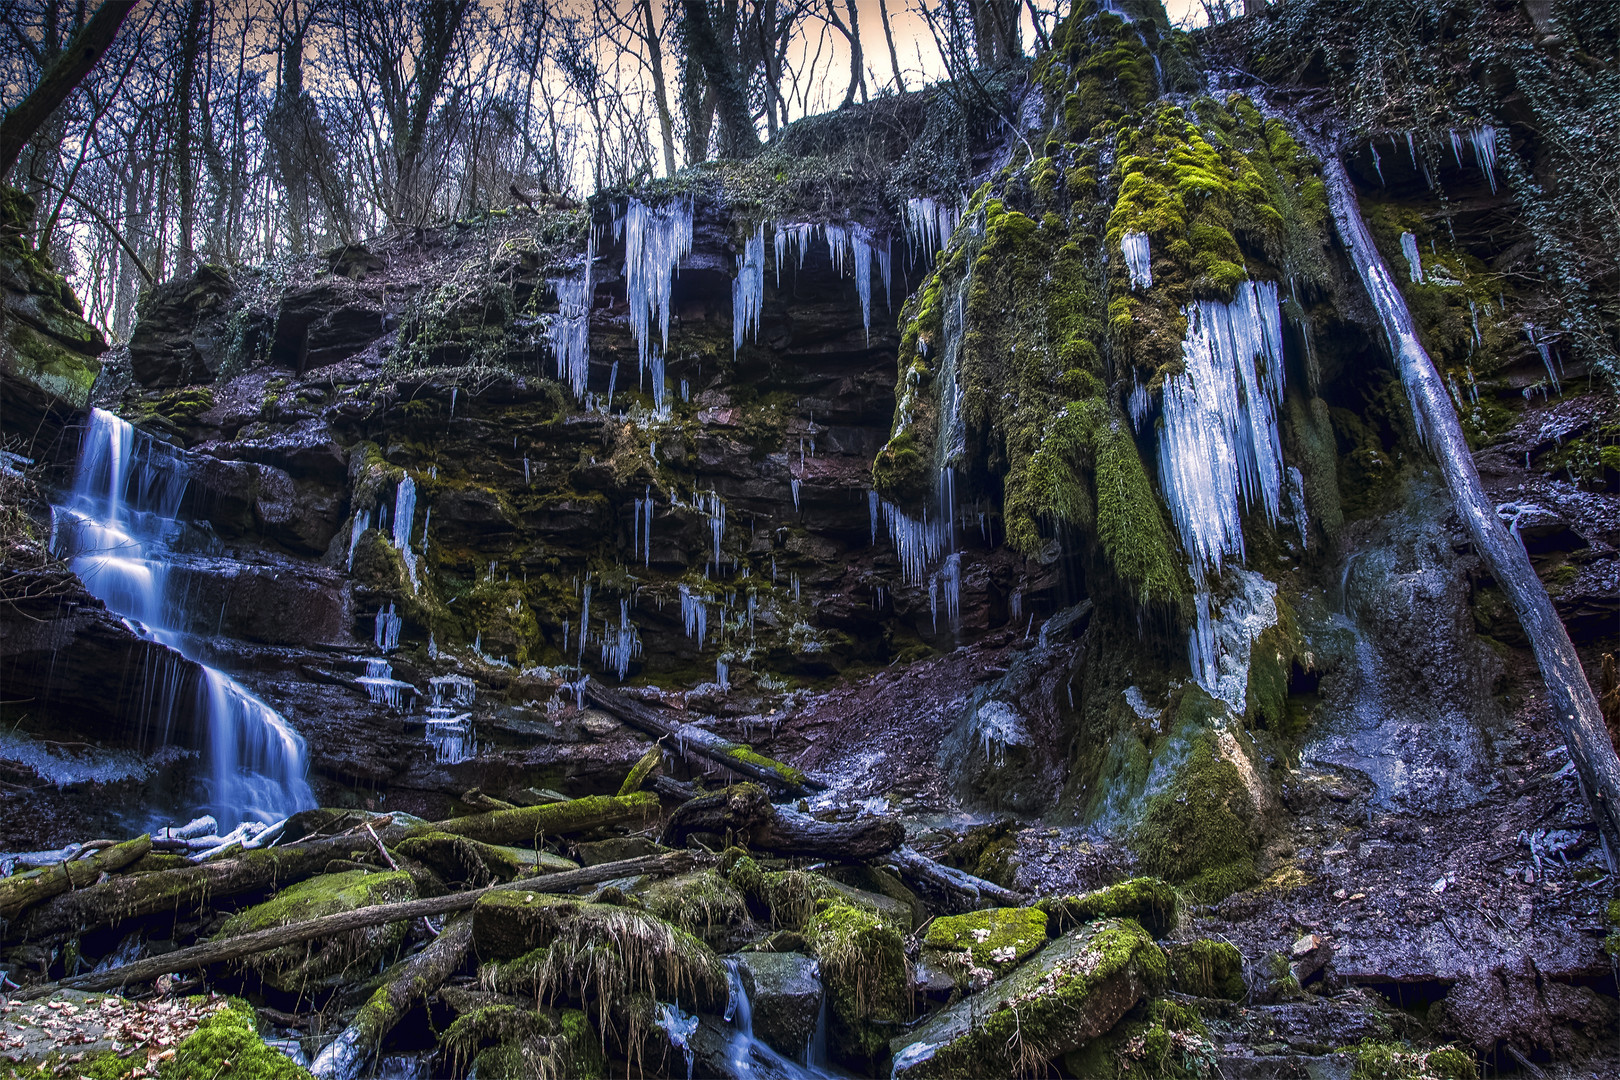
804;902;911;1072
1167;938;1246;1000
442;1004;603;1080
219;870;416;992
1339;1039;1478;1080
640;869;750;944
1038;877;1180;938
1062;996;1216;1080
922;906;1049;975
891;919;1168;1079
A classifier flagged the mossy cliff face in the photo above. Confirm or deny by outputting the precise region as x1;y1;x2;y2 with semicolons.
0;186;107;432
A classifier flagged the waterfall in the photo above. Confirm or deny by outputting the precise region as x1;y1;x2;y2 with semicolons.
717;960;836;1079
51;409;313;827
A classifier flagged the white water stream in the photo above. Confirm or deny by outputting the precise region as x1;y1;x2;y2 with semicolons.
50;408;314;827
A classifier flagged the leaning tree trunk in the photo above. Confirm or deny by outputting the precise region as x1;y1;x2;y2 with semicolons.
1315;143;1620;857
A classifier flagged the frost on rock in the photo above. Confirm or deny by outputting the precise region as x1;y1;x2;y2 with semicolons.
624;197;694;380
970;695;1028;767
1399;231;1424;283
1121;231;1153;290
732;221;765;354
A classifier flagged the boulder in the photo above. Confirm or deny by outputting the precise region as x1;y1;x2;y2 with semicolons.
127;264;237;386
805;903;910;1072
732;951;824;1060
921;906;1049;982
890;919;1167;1079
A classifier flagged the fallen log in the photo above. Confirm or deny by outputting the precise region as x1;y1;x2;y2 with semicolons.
586;680;822;795
1307;130;1620;857
661;783;903;859
310;912;474;1080
431;791;659;847
0;834;151;921
618;742;664;796
14;851;692;1000
885;845;1025;908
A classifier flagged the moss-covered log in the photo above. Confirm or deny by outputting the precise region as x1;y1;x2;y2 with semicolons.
662;783;903;859
0;834;150;921
885;844;1025;908
309;913;474;1080
586;680;821;795
428;791;658;847
14;851;691;1000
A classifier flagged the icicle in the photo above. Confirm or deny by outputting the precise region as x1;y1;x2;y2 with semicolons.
346;507;372;571
644;486;654;565
1121;232;1153;290
523;457;531;484
869;490;879;545
374;603;401;652
931;552;961;633
578;583;591;664
449;387;457;418
877;237;893;311
1524;325;1560;394
1127;368;1151;430
716;658;729;689
773;222;787;287
1369;143;1384;185
600;600;640;680
680;378;690;402
1469;126;1499;194
824;223;848;275
790;477;800;512
1405;131;1417;169
606;359;618;410
1399;232;1425;283
733;222;766;355
852;225;873;342
1449;129;1466;168
623;198;694;378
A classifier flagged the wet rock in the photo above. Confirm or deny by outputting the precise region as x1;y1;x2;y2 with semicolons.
573;836;670;866
271;279;387;369
1289;932;1333;986
921;907;1048;979
731;950;823;1060
1167;939;1247;1000
1434;956;1619;1060
127;264;237;386
806;902;910;1072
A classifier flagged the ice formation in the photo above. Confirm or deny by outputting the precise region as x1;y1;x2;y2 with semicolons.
624;197;694;378
1121;231;1153;290
1400;231;1424;283
549;230;595;400
733;221;765;354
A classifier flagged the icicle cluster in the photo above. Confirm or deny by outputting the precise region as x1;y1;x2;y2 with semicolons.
374;603;402;652
694;489;725;572
601;600;641;680
880;498;951;586
1399;232;1425;283
392;475;418;589
632;486;654;565
733;222;766;354
851;226;874;341
929;552;962;633
679;585;708;649
1121;232;1153;290
346;507;372;570
1449;126;1499;194
624;198;694;378
904;197;961;262
549;230;595;400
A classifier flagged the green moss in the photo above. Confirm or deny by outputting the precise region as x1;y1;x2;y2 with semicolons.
1341;1040;1478;1080
219;870;415;991
1604;898;1620;956
47;998;316;1079
805;903;910;1071
1062;997;1215;1080
1037;877;1179;938
722;744;808;787
444;1005;602;1080
923;907;1048;972
641;869;749;941
1167;939;1245;999
1131;693;1259;901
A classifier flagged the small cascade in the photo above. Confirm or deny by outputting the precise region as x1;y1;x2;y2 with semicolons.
424;675;476;763
718;960;835;1079
1399;232;1424;283
733;222;766;354
624;197;694;379
358;658;413;709
550;227;595;400
1121;231;1152;290
51;409;313;827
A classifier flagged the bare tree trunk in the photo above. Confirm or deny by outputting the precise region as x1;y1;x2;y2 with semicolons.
0;1;137;180
640;0;679;177
174;0;205;275
1315;141;1620;858
680;0;760;159
878;0;906;93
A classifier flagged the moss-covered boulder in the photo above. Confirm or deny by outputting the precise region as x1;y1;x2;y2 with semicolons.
805;902;911;1072
0;186;106;431
731;951;824;1061
471;889;582;958
638;869;750;946
219;869;416;992
727;856;914;931
922;907;1049;977
1167;938;1246;1000
1037;876;1180;938
1063;997;1216;1080
890;919;1167;1079
442;1004;603;1080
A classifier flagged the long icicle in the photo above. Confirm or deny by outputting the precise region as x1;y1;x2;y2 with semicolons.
1314;135;1620;858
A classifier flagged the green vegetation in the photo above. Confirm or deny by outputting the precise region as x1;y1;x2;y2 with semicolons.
1063;997;1217;1080
804;902;910;1070
1167;939;1246;999
923;906;1049;972
1038;877;1180;938
1340;1040;1477;1080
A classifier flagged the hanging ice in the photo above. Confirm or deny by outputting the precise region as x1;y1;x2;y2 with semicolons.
876;237;893;310
869;490;880;545
346;506;372;571
1469;126;1498;194
1157;280;1287;581
1121;232;1152;290
392;474;418;589
374;603;402;652
824;223;848;275
679;585;708;650
930;552;962;633
904;197;961;262
1524;325;1560;394
851;225;874;342
733;222;766;354
358;658;412;710
549;229;595;400
624;197;694;378
600;600;641;680
50;409;313;827
1399;232;1424;283
790;477;800;512
716;658;729;689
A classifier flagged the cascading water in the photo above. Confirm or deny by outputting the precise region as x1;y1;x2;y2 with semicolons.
51;408;314;827
717;960;837;1080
